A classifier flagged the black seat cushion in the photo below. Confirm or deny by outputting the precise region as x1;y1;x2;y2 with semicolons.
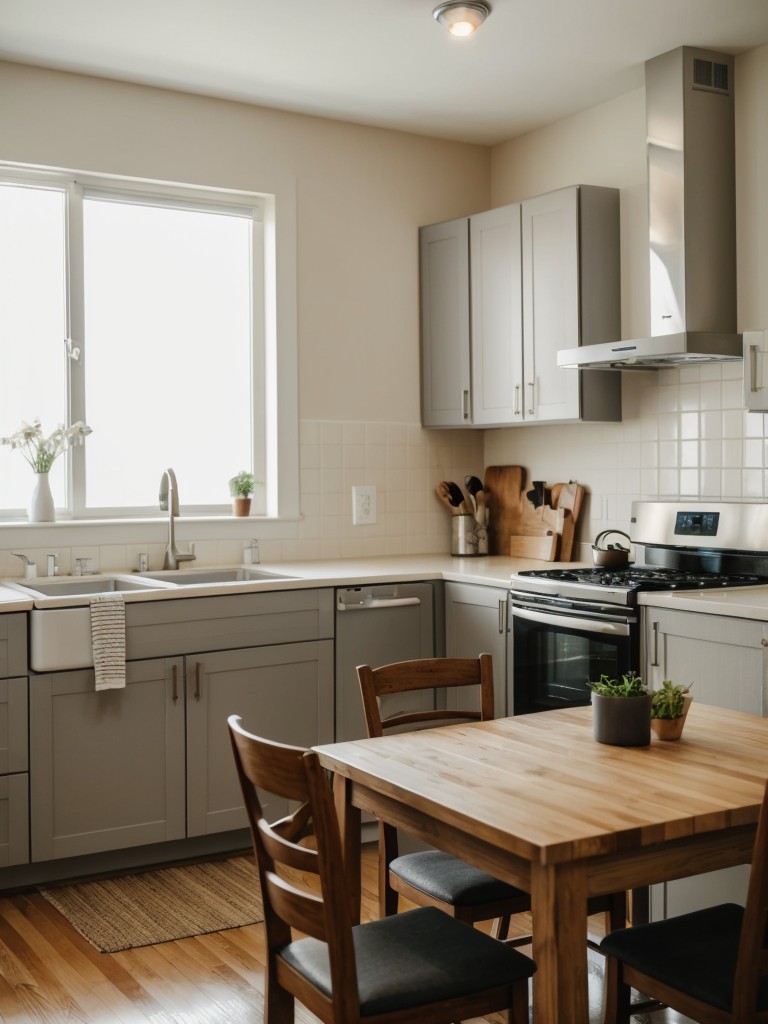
601;902;768;1012
279;905;535;1016
390;850;526;907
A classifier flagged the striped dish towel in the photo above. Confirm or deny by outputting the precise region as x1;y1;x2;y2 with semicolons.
90;593;126;690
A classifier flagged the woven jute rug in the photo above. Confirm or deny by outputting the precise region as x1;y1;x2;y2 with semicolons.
39;855;263;953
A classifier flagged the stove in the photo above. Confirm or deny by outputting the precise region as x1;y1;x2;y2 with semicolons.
508;501;768;719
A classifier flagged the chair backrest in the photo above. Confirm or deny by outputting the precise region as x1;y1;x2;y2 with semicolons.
732;776;768;1018
357;654;495;738
227;715;360;1017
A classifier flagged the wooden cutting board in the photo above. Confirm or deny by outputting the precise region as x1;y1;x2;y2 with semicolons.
485;466;584;559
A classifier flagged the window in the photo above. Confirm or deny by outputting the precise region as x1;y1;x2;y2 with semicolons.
0;169;273;519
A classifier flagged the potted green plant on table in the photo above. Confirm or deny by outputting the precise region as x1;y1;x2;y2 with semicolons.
650;680;693;741
588;671;651;747
228;471;255;517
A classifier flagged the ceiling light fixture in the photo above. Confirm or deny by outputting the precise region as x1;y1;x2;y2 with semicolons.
432;1;491;37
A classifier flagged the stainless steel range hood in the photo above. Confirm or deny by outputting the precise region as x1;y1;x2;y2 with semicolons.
558;47;743;370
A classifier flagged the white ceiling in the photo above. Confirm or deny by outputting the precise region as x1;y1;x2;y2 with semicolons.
2;0;768;145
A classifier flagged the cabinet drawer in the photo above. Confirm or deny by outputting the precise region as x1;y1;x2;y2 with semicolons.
0;773;29;867
0;614;27;677
127;589;335;658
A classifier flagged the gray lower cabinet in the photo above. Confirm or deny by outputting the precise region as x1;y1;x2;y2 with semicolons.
30;642;334;861
30;658;186;862
186;640;334;835
643;605;767;919
444;582;508;716
0;613;29;868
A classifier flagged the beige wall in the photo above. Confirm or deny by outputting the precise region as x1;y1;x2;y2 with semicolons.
0;61;490;425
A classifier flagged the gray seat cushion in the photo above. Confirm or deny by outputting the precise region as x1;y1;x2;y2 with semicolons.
601;902;768;1012
390;849;526;907
279;905;535;1016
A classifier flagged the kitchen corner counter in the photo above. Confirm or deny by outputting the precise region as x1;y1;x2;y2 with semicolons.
639;585;768;621
0;553;564;611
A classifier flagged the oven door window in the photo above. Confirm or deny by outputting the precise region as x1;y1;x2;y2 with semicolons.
512;604;637;715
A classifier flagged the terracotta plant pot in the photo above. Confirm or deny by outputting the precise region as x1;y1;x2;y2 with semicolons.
233;497;252;517
592;692;652;747
651;693;693;742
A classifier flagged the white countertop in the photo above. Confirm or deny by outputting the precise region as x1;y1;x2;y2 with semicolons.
5;554;768;621
0;554;546;611
639;584;768;621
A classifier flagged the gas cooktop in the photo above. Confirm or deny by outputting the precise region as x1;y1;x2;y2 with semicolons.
515;565;768;593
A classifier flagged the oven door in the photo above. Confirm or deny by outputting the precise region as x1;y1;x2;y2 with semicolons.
508;592;639;715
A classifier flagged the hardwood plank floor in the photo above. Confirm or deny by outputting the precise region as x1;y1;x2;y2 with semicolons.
0;845;696;1023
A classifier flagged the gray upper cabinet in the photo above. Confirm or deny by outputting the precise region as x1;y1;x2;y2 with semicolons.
420;185;622;428
419;217;471;426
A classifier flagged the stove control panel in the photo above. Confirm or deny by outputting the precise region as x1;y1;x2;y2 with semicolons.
675;511;720;537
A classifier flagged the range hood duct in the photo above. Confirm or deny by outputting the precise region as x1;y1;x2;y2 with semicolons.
558;46;743;370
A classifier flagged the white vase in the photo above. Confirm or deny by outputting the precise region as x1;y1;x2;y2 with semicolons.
28;472;55;523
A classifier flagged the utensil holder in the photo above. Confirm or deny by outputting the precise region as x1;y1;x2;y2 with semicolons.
451;514;478;556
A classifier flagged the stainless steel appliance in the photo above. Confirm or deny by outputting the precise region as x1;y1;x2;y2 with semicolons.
335;583;436;743
508;501;768;716
558;47;747;370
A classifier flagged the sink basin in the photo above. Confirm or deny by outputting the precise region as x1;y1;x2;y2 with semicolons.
137;568;297;585
9;575;165;597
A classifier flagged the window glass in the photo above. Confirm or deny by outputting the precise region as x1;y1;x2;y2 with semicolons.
82;194;253;509
0;183;68;510
0;173;266;518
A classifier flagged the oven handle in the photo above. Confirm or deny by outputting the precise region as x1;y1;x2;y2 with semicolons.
511;603;632;637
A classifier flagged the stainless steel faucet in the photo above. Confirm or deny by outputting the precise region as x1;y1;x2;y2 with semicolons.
159;468;197;570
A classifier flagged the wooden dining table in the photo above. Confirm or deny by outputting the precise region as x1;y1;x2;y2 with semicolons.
315;703;768;1024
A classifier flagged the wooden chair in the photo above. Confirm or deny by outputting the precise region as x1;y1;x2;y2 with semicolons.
600;776;768;1024
358;655;627;949
228;714;536;1024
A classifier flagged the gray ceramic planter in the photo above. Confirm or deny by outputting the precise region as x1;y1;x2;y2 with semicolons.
592;692;652;747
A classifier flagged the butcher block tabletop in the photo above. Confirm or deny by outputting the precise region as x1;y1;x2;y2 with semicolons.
317;703;768;1024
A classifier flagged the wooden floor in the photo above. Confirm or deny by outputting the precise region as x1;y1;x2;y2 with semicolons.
0;844;696;1024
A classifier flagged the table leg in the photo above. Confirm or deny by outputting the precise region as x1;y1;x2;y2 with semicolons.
531;862;589;1023
332;772;361;924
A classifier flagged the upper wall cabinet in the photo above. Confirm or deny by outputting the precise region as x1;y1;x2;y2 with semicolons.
419;185;622;428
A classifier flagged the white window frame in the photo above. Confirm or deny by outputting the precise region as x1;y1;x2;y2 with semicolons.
0;162;299;524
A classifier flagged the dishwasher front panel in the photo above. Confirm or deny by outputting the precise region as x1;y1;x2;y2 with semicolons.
335;583;436;742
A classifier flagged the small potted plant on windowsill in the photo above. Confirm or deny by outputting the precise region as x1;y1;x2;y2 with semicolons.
228;471;255;517
650;680;693;741
588;671;652;747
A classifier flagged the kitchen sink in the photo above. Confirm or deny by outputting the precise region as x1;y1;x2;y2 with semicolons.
137;567;298;585
7;574;167;598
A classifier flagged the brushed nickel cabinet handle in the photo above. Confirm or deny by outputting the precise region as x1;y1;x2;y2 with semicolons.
171;664;178;703
750;344;759;393
194;662;202;701
461;389;470;420
498;599;506;634
651;621;660;667
514;384;521;416
527;381;535;415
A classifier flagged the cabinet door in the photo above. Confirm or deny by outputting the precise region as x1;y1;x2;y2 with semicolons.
643;607;764;920
444;583;508;716
0;774;29;867
30;659;186;861
521;188;580;422
644;607;766;714
470;205;523;426
186;640;334;837
420;218;471;427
